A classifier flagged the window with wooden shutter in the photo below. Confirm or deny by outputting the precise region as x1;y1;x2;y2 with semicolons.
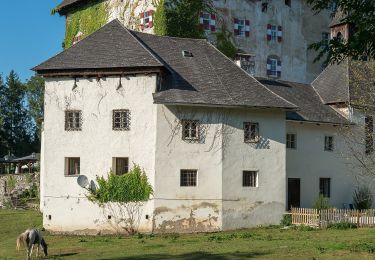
277;60;282;77
267;24;272;41
140;10;154;30
245;20;250;37
278;26;283;42
200;13;216;32
234;18;239;36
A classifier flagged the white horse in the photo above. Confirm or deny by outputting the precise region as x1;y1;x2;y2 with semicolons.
16;229;48;260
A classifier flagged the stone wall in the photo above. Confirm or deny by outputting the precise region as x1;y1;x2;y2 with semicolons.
0;173;40;208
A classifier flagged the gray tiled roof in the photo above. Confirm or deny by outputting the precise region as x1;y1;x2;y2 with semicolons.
259;78;348;124
330;9;347;27
33;20;163;71
311;60;349;104
35;20;296;110
312;59;375;108
133;32;296;109
56;0;85;12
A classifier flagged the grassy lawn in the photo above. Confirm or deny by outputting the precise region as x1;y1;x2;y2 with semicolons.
1;210;375;259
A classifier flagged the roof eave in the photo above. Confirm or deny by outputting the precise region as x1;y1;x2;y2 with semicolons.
152;99;297;111
34;66;164;77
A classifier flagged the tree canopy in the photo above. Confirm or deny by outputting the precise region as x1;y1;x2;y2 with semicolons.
308;0;375;64
0;71;43;157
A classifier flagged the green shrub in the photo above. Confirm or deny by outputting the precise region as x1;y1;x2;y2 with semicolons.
353;185;373;210
280;214;292;226
313;194;330;210
6;175;16;193
89;165;153;204
327;222;357;230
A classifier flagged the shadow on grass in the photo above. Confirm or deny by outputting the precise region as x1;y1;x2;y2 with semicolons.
46;252;78;258
100;251;268;259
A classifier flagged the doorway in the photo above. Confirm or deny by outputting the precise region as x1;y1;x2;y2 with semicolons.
288;178;300;210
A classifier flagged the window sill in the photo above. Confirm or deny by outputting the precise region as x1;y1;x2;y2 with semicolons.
64;175;80;177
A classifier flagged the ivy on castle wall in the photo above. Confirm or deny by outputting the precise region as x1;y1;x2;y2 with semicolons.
154;0;237;58
154;0;210;39
63;0;108;49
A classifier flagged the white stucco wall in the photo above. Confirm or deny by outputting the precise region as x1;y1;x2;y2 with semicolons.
42;75;158;233
286;121;365;208
221;109;286;230
152;106;287;232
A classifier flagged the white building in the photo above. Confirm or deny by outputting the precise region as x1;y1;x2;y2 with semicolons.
34;19;371;234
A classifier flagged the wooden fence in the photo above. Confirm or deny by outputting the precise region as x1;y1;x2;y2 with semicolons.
291;208;375;228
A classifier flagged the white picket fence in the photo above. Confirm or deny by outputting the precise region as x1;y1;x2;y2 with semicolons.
291;207;375;228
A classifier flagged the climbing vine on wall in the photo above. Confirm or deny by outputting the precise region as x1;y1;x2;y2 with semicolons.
63;0;108;49
154;0;213;39
215;28;238;59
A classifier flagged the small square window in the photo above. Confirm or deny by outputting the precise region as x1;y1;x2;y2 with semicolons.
65;110;82;131
324;136;334;151
182;120;200;141
285;0;291;7
180;170;197;187
320;178;331;198
243;171;258;187
113;110;130;131
113;157;129;175
244;122;259;143
287;133;297;149
65;157;80;176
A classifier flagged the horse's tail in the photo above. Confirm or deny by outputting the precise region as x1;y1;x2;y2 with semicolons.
16;235;23;251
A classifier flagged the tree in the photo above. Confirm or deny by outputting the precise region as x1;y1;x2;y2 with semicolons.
25;74;45;140
308;0;375;64
0;71;34;157
154;0;214;38
88;165;153;234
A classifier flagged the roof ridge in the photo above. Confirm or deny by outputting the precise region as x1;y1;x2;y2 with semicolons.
115;20;164;66
204;41;297;109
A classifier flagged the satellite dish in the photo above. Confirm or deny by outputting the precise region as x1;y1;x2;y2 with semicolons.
77;175;89;189
89;180;97;192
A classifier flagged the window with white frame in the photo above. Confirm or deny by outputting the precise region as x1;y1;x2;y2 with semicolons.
182;120;200;141
267;56;281;77
324;136;334;151
65;110;82;131
244;122;259;143
286;133;297;149
113;110;130;131
243;171;258;187
180;170;197;187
